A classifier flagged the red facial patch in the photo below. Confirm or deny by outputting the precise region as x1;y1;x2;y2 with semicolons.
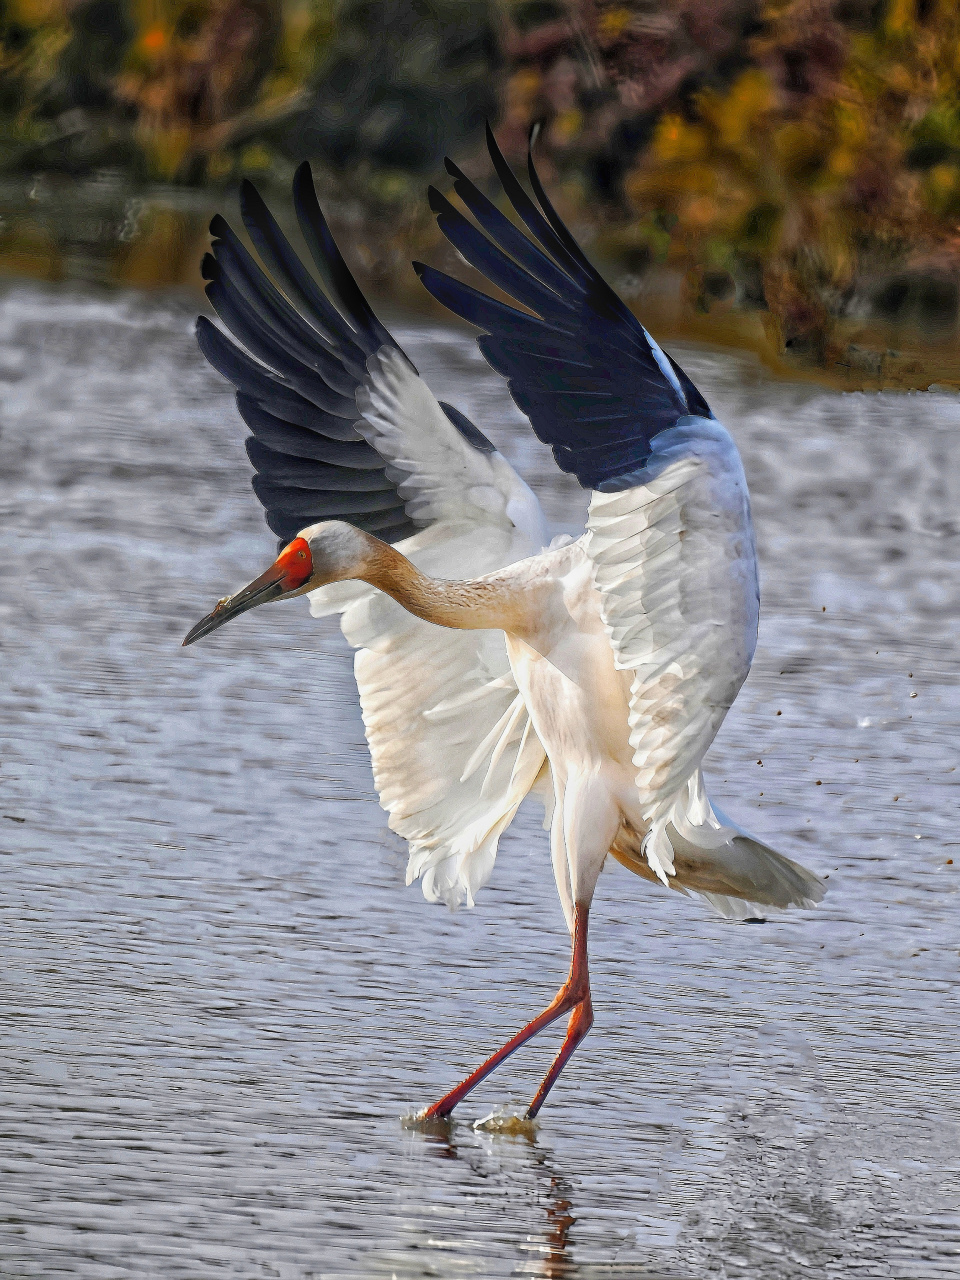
275;537;313;592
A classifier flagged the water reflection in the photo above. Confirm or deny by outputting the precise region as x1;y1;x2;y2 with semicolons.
0;174;216;288
539;1173;577;1278
412;1120;579;1278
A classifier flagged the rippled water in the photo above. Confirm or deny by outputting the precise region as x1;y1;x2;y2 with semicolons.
1;282;958;1278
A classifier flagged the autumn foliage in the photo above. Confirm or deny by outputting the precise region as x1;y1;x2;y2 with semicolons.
498;0;960;365
0;0;958;368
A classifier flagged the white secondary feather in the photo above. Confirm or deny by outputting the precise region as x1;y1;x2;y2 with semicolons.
586;416;761;888
356;347;547;548
310;346;549;907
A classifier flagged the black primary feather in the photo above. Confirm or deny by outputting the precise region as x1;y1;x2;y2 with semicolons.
197;165;494;548
415;126;712;489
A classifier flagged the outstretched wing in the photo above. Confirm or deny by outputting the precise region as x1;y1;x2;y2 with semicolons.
416;131;824;911
198;163;540;549
196;164;549;906
588;425;826;916
414;123;712;491
585;419;761;885
316;536;546;909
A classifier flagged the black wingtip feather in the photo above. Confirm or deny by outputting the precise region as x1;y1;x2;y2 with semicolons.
199;177;495;546
238;177;260;207
420;124;711;487
292;159;402;359
430;186;578;320
481;122;586;280
239;176;379;360
417;263;566;348
525;132;599;279
209;213;231;241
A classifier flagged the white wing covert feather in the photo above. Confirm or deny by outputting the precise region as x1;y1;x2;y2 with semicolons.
586;416;761;889
356;347;546;545
311;348;548;907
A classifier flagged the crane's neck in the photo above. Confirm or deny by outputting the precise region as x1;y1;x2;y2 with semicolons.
352;537;524;633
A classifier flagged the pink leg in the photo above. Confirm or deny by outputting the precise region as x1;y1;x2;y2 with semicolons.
422;904;592;1120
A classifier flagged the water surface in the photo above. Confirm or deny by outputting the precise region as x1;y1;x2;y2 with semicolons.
0;284;958;1277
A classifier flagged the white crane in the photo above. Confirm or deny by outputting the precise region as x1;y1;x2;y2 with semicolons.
184;126;825;1120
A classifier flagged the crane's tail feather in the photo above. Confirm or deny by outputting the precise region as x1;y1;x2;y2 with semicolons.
611;814;825;921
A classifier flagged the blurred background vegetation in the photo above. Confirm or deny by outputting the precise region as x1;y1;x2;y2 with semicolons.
1;0;958;382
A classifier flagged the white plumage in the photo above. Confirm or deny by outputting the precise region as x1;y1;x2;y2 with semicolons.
586;418;760;891
309;348;547;908
185;142;825;1119
306;371;821;927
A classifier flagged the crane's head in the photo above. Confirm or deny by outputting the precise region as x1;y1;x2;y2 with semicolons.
182;521;377;646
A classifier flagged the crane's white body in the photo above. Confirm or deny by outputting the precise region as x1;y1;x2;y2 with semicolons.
189;153;826;1119
308;350;821;925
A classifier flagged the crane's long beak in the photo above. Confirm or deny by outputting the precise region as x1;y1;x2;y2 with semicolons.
182;537;313;647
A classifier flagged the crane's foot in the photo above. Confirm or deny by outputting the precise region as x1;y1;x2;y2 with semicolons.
401;1110;455;1136
419;904;592;1120
473;1107;537;1139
